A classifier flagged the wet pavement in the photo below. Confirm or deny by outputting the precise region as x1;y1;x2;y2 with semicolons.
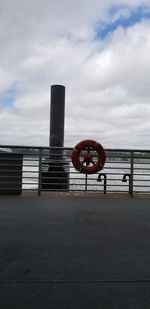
0;194;150;308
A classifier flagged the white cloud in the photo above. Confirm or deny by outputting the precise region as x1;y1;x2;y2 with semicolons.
0;0;150;149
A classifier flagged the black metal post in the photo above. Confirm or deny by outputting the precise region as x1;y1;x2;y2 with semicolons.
42;85;69;191
85;174;88;191
38;148;42;196
130;151;134;197
49;85;65;147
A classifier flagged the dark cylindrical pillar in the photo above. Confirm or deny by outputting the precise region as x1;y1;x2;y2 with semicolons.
50;85;65;147
41;84;69;192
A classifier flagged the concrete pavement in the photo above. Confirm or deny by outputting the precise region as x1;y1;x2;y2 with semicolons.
0;194;150;308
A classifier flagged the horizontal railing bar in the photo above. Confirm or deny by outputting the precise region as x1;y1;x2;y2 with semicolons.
106;161;131;164
22;154;41;156
134;159;150;162
0;164;23;167
22;177;38;180
21;188;38;191
70;189;127;193
1;144;150;152
101;172;129;175
23;157;40;160
134;168;150;171
134;173;150;176
41;178;69;181
22;171;38;174
104;167;130;170
102;184;131;187
41;188;69;191
132;191;150;195
0;177;38;180
41;171;69;175
0;158;23;161
70;183;127;187
133;185;150;188
134;162;150;165
23;164;39;167
133;179;150;181
22;183;38;185
0;145;73;151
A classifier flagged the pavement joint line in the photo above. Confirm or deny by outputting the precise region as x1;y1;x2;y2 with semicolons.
1;279;150;284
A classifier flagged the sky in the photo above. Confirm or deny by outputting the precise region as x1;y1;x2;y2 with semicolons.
1;0;150;149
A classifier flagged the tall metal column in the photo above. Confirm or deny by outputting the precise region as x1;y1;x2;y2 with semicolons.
49;85;65;147
42;84;69;191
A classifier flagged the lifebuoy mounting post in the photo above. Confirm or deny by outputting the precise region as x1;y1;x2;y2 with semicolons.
72;139;106;174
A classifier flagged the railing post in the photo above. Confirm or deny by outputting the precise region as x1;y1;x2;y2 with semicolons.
38;148;42;196
130;151;134;197
103;174;107;194
85;174;88;191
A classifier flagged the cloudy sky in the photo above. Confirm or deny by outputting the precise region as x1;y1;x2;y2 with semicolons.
1;0;150;149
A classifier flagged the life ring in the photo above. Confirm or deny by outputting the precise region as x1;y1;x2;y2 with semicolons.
71;139;106;174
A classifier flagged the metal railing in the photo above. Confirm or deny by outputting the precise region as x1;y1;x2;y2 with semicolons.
0;145;150;195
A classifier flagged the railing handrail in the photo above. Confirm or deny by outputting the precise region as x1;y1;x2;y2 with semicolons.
1;144;150;153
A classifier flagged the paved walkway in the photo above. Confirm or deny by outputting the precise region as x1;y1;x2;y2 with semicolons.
0;194;150;308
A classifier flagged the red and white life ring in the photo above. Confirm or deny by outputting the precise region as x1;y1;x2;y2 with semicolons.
71;139;106;174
